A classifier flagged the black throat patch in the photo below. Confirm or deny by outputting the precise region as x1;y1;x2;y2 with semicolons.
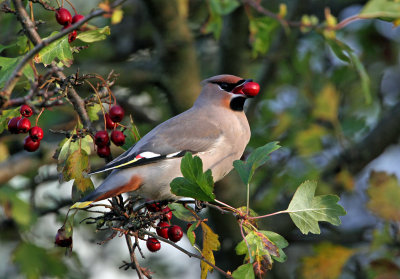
230;97;246;111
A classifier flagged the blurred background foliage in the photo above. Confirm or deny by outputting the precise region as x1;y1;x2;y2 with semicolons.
1;0;400;278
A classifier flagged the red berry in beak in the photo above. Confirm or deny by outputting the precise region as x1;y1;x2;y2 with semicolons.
242;81;260;97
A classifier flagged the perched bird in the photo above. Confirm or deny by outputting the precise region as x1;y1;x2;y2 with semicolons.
72;74;260;208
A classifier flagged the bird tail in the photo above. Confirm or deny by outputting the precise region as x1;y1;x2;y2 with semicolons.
69;175;142;209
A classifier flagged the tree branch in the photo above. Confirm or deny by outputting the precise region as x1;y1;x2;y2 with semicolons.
0;0;126;102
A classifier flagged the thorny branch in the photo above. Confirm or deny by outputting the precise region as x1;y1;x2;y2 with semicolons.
0;0;127;109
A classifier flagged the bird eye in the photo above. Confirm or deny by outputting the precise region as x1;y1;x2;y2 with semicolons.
219;82;230;90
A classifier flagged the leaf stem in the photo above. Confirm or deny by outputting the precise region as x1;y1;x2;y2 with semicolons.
248;210;288;220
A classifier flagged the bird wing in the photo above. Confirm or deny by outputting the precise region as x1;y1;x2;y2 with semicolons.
90;110;222;174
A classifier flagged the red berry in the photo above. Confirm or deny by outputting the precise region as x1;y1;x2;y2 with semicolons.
55;8;72;25
105;113;116;129
162;207;173;221
111;130;125;146
29;126;44;142
55;227;72;248
20;104;33;117
94;131;109;147
24;136;40;152
62;25;77;43
242;81;260;97
17;118;31;133
146;238;161;252
8;116;22;134
168;225;183;242
97;145;111;158
156;221;170;239
72;14;85;24
109;105;124;123
146;202;162;212
68;30;77;43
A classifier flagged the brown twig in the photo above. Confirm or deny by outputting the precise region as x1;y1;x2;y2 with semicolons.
29;0;56;11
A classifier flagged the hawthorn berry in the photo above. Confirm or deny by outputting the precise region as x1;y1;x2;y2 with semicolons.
109;105;124;123
72;14;85;24
242;81;260;97
146;202;162;212
146;238;161;252
62;25;77;43
111;130;125;146
168;225;183;242
162;206;173;221
55;8;72;25
55;227;72;248
105;113;116;129
156;221;170;239
97;145;111;158
23;136;40;152
17;118;31;133
94;131;109;147
20;104;33;117
29;126;44;142
8;116;22;134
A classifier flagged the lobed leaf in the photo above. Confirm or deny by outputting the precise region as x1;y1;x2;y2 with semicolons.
34;32;73;67
0;56;34;87
232;263;255;279
287;181;346;234
170;153;216;201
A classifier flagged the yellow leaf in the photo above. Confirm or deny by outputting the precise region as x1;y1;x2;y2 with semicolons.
367;171;400;221
111;8;123;24
335;169;355;191
301;242;354;279
313;83;339;123
295;124;327;155
200;222;220;279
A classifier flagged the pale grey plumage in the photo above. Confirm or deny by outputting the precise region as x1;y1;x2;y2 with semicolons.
77;74;253;205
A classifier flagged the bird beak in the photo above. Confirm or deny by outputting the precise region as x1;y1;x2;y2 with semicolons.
231;79;254;97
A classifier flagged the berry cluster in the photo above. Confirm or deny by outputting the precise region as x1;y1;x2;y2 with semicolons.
55;8;85;43
94;105;126;158
8;105;44;152
145;202;184;252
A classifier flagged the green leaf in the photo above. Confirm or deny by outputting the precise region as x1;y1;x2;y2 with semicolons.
233;141;280;185
86;103;102;121
327;39;371;104
349;51;371;104
209;0;240;15
0;43;16;53
34;31;73;67
261;231;288;263
121;116;140;151
360;0;400;21
232;263;255;279
0;107;20;133
205;0;239;39
13;242;67;279
0;56;34;87
187;220;200;246
249;17;279;57
0;185;37;229
168;203;196;222
77;26;111;43
170;153;216;201
287;181;346;235
236;231;280;260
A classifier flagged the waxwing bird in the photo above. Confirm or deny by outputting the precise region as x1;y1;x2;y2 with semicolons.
72;74;260;208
